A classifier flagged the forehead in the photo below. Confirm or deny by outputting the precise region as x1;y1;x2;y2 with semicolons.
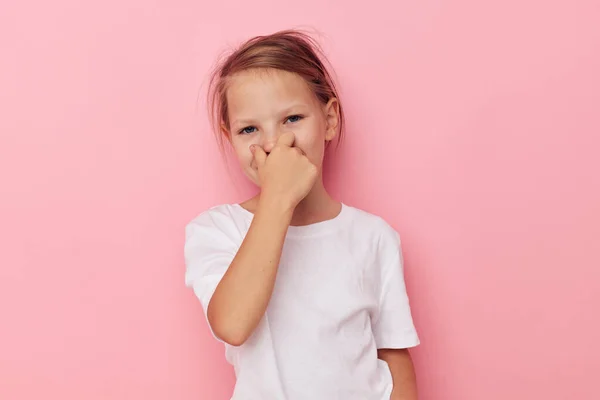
226;69;316;117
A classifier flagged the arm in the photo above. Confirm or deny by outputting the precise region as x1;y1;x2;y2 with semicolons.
207;132;317;347
207;199;292;346
378;348;418;400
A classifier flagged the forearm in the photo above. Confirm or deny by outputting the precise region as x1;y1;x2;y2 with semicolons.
208;198;292;346
378;348;418;400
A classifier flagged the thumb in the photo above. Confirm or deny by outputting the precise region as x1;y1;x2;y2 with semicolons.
251;145;267;169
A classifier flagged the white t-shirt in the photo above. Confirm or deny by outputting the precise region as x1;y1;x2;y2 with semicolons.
184;203;419;400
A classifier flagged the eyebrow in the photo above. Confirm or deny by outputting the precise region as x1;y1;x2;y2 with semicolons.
232;118;258;127
232;103;309;127
279;103;309;115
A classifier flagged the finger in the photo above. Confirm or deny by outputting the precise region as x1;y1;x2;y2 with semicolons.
276;131;295;147
251;145;267;169
293;147;305;156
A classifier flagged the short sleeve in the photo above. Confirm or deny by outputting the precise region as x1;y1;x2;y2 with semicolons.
371;229;420;349
184;211;239;341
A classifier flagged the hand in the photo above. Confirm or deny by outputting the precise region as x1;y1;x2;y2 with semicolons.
252;132;318;211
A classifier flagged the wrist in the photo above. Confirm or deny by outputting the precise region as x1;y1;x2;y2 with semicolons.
257;194;295;222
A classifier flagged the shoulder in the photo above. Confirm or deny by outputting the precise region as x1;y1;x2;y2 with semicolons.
344;204;403;273
185;203;248;243
186;204;237;230
345;204;401;247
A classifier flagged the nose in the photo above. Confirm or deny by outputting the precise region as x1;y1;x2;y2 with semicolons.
260;129;279;154
261;140;275;154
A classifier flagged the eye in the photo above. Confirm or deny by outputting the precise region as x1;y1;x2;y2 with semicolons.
285;115;304;123
239;126;256;135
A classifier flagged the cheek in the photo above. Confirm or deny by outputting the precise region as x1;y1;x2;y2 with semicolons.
295;137;326;167
231;141;253;166
233;145;260;184
299;120;327;152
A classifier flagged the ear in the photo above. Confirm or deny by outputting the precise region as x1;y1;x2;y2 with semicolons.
323;98;340;142
220;122;232;142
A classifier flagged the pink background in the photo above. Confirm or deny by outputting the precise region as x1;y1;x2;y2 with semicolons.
1;0;599;399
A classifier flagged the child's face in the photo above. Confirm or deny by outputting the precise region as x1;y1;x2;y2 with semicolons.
224;68;338;187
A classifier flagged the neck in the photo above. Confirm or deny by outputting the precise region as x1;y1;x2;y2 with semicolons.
291;178;337;224
248;176;341;226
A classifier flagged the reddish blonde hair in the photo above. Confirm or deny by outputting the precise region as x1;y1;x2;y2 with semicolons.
207;29;345;149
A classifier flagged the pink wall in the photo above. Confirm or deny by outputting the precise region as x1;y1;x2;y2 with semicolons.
1;0;599;399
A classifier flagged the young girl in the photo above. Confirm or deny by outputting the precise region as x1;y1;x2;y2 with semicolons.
185;30;420;400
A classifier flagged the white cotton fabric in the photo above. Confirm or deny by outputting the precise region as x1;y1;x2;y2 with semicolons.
184;203;419;400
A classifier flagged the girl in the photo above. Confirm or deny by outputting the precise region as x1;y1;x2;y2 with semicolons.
184;30;420;400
